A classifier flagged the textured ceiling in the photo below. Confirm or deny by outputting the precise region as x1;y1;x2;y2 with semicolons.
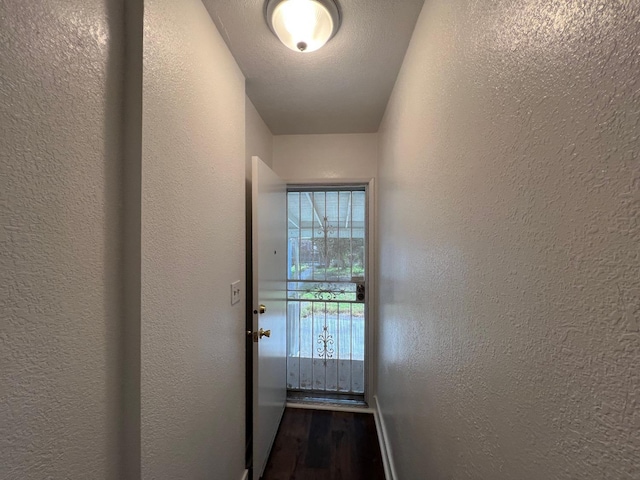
205;0;425;134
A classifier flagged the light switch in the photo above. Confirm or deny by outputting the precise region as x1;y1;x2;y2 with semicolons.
231;280;241;305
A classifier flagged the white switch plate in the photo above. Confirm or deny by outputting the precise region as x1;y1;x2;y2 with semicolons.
231;280;241;305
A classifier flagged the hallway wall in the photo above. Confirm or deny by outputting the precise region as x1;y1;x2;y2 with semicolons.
273;133;378;181
1;2;125;479
246;97;274;169
377;1;640;479
141;1;246;478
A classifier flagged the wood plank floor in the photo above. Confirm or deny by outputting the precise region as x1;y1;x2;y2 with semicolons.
262;407;385;480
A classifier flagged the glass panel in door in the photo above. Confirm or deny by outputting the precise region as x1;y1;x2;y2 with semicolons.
286;187;366;395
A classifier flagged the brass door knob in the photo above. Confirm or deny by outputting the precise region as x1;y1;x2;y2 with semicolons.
259;304;266;314
258;328;271;339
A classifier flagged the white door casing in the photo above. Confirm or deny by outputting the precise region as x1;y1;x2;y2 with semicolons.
251;156;287;479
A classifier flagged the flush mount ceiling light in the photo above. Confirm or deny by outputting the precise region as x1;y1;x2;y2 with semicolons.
265;0;341;53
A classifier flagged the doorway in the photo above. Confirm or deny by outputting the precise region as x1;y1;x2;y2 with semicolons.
285;186;369;402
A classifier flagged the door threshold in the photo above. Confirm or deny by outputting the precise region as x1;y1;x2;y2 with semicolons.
287;391;368;408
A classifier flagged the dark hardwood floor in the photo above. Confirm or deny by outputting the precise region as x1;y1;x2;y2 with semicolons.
262;407;385;480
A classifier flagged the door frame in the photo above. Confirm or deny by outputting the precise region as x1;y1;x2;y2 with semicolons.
245;159;254;474
283;177;377;405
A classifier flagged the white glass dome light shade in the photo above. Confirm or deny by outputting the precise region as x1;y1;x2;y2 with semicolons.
267;0;340;53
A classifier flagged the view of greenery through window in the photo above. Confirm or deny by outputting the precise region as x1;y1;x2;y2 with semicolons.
286;189;366;393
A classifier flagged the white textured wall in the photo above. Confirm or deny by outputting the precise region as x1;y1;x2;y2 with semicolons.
273;133;378;181
142;1;246;478
246;97;273;169
1;2;124;479
245;98;273;405
377;1;640;479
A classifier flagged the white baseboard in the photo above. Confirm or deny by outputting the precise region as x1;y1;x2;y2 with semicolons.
373;395;398;480
240;469;249;480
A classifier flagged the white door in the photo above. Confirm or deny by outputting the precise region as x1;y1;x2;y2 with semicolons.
251;156;287;479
